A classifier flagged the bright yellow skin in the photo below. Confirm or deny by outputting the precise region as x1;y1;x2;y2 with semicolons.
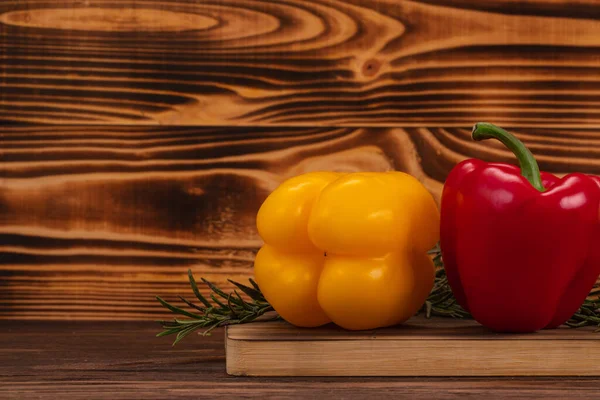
254;171;439;330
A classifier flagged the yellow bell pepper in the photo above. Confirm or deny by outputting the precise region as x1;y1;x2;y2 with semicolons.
254;171;440;330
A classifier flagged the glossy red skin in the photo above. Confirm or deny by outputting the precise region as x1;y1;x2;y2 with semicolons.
440;160;600;333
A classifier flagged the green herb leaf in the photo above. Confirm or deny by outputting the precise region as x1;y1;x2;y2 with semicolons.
156;271;278;345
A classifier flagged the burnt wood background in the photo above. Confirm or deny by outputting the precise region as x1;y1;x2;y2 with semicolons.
1;0;600;320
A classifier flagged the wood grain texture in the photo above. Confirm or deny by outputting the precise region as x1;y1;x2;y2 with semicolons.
3;321;600;399
226;318;600;376
3;0;600;126
227;316;600;341
1;125;599;320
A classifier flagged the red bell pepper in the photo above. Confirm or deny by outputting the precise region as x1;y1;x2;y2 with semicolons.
441;123;600;332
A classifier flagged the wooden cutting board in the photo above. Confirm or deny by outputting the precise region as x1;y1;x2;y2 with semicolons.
225;316;600;376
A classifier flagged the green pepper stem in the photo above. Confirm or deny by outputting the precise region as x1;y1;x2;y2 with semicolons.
472;122;545;192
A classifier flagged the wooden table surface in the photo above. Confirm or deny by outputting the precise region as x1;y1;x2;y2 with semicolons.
2;321;600;399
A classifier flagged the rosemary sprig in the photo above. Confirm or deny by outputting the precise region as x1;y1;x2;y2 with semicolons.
156;270;277;345
565;287;600;330
421;245;470;319
157;246;600;344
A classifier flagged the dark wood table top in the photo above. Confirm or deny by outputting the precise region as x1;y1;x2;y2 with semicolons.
2;321;600;399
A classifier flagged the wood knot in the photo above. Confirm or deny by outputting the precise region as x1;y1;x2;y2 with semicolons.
361;59;381;77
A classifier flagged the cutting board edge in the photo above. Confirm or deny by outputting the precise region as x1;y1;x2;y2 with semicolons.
225;319;600;342
225;331;600;377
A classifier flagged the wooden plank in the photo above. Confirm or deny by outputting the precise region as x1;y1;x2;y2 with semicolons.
1;125;599;319
226;317;600;377
227;317;600;341
4;321;600;399
2;0;600;126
